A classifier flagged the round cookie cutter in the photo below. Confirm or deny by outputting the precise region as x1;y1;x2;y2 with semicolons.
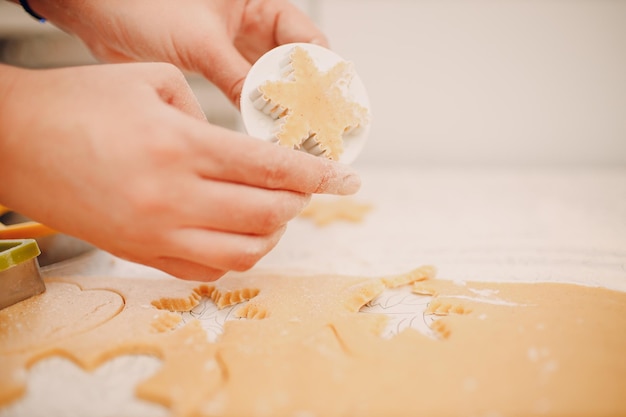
240;43;371;164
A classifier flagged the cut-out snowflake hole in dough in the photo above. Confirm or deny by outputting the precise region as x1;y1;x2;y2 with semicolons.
179;297;252;343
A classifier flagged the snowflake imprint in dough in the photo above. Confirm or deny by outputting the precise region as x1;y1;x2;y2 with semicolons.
360;286;437;339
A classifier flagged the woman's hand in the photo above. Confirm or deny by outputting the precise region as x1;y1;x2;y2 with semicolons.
28;0;328;105
0;63;359;281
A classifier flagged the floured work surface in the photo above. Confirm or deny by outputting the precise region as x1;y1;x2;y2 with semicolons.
1;266;625;417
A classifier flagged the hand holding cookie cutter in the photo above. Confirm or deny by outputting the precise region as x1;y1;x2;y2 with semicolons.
240;43;371;164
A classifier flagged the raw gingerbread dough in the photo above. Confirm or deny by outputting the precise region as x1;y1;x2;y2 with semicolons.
1;266;625;417
299;197;373;226
257;46;369;160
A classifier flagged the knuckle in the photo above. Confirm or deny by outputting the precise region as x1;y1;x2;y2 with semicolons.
230;229;284;271
156;62;185;79
124;178;168;220
260;159;290;189
313;165;333;194
171;265;226;282
144;133;186;165
255;206;284;234
254;192;309;234
232;247;264;271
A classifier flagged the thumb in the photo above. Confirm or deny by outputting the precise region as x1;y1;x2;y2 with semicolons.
197;42;252;108
274;5;329;48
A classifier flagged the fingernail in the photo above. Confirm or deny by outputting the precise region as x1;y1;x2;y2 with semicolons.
310;36;330;49
338;170;361;195
316;162;362;195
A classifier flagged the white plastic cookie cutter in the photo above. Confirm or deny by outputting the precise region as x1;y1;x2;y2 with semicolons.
240;43;371;164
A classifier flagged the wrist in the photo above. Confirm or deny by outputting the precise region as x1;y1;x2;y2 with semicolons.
7;0;48;22
9;0;86;35
20;0;46;22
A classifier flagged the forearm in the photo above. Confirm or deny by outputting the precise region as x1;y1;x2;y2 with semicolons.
0;63;20;114
0;64;32;205
0;65;19;157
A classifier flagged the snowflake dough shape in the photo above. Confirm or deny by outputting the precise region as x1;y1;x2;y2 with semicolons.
258;46;369;160
299;197;373;226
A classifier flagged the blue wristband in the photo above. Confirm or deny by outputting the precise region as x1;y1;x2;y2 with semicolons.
19;0;46;23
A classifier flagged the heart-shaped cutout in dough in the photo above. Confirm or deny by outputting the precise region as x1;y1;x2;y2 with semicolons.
0;282;124;354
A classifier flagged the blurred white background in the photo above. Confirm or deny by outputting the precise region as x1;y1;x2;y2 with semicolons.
2;0;625;168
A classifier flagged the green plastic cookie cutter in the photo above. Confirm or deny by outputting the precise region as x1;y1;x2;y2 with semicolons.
0;239;41;271
0;238;46;309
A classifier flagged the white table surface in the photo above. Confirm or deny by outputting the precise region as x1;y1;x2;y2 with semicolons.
42;165;626;290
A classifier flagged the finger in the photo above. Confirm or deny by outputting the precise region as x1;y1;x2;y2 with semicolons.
133;62;207;121
235;0;329;64
189;123;361;195
197;40;251;107
226;1;328;104
274;2;329;48
149;256;227;282
178;179;311;235
167;226;287;272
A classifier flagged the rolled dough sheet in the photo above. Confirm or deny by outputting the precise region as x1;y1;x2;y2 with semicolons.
0;266;624;417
